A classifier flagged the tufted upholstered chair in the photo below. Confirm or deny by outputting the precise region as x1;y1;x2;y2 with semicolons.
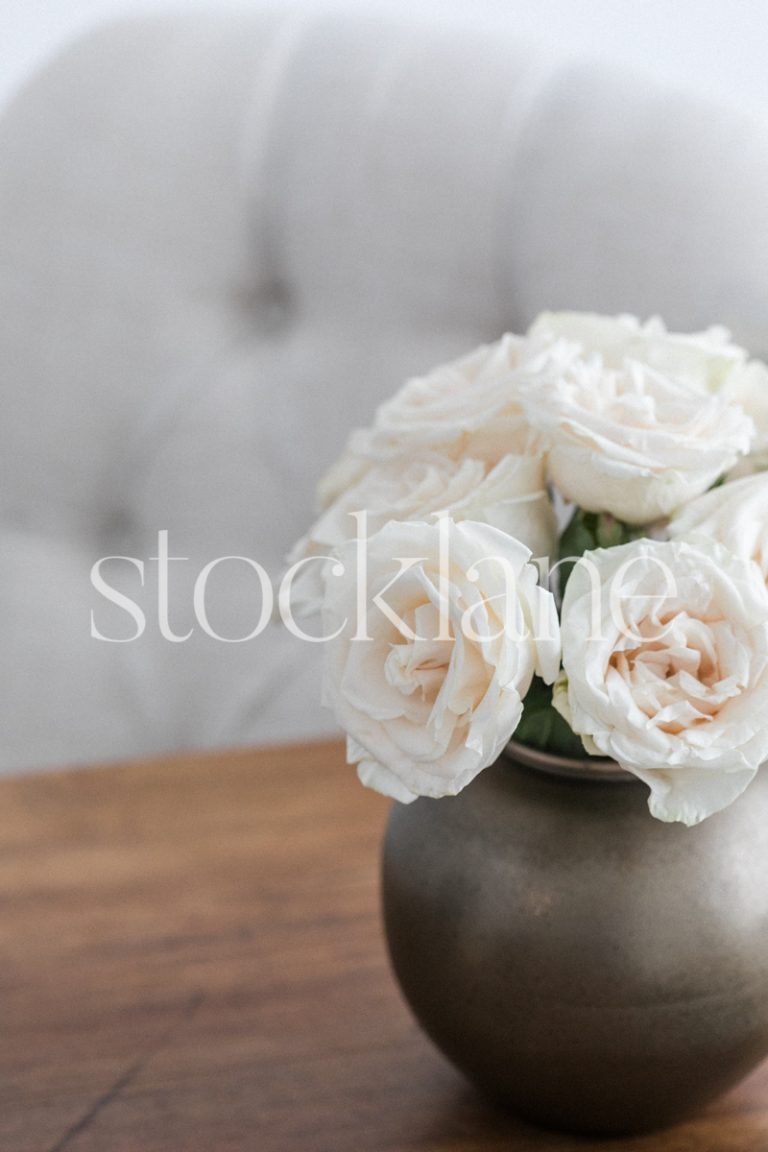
1;4;767;773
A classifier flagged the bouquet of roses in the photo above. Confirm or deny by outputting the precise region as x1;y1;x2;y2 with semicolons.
288;313;768;826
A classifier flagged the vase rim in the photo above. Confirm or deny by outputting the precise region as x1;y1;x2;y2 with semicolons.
505;738;637;784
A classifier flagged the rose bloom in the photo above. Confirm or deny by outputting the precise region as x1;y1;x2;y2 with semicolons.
526;312;750;393
289;451;556;616
722;359;768;476
317;335;537;509
321;518;560;802
518;312;754;524
556;537;768;825
668;472;768;583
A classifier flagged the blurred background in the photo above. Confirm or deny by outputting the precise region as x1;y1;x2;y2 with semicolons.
3;0;768;114
1;0;767;775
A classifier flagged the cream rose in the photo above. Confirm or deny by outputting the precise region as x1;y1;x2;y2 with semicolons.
518;313;754;524
317;335;537;509
525;312;749;393
557;537;768;825
722;359;768;475
290;452;556;616
668;472;768;583
321;518;560;802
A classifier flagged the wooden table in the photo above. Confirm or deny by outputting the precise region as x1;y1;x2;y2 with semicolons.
2;740;767;1152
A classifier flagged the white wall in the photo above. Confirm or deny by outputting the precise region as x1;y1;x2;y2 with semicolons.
1;0;767;117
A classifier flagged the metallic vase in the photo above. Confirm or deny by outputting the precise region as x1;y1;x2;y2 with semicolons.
381;744;768;1136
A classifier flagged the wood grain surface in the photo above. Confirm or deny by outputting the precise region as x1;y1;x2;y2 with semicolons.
1;739;767;1152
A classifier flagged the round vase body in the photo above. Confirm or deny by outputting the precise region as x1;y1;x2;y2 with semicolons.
382;753;768;1136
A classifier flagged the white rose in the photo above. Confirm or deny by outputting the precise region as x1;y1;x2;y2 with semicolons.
526;312;748;393
722;359;768;476
519;313;754;524
321;518;560;802
289;452;556;616
668;472;768;583
317;335;537;509
558;537;768;825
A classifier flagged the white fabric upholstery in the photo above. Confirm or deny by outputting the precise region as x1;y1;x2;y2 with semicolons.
1;5;767;772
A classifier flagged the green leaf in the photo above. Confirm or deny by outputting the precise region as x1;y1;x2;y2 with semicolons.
514;676;587;760
595;512;626;549
556;508;635;595
556;508;596;595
